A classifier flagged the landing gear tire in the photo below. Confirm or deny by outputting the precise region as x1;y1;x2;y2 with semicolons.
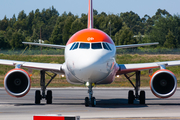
35;90;41;104
128;90;134;104
85;97;89;107
91;97;96;107
46;90;52;104
139;90;145;104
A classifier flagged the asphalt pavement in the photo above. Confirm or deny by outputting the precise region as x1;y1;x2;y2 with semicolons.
0;87;180;120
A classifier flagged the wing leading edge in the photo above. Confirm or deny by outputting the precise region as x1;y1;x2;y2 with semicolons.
0;59;64;73
116;60;180;75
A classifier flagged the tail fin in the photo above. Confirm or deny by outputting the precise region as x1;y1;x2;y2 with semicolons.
88;0;93;29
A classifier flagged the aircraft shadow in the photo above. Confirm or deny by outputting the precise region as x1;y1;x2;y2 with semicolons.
95;98;147;108
4;98;180;108
12;98;147;108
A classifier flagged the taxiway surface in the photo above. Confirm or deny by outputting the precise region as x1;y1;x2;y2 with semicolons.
0;88;180;120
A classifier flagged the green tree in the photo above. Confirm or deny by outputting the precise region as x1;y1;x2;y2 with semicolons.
18;10;27;21
8;14;16;28
70;18;84;34
10;30;25;49
62;16;75;44
80;13;88;28
13;19;27;31
27;10;34;35
31;28;39;42
49;14;67;44
115;23;136;45
49;22;63;44
120;11;142;34
93;9;98;16
152;8;171;20
0;31;9;49
141;14;154;34
164;30;177;48
0;16;8;30
150;16;179;47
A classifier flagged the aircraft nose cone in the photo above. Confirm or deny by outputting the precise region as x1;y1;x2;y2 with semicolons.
67;51;114;83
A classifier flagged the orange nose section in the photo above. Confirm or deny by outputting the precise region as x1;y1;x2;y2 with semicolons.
66;28;114;45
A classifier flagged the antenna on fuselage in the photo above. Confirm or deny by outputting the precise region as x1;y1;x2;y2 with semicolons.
88;0;93;29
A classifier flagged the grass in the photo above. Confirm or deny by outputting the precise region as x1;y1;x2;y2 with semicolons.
1;54;180;88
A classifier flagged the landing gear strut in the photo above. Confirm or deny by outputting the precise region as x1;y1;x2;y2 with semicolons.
85;83;96;107
35;70;57;104
125;71;145;104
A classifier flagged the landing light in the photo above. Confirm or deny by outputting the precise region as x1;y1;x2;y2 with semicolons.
61;75;65;77
117;75;120;78
86;82;90;87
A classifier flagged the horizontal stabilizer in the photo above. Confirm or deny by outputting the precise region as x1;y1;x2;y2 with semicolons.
116;42;159;49
22;42;66;49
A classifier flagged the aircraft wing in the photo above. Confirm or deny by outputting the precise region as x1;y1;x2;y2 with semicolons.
116;42;159;49
22;42;66;49
0;59;64;73
116;60;180;75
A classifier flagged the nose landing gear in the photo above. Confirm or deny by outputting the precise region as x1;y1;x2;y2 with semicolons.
85;83;96;107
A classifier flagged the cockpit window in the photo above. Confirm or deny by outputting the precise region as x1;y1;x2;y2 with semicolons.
70;42;111;51
92;43;102;49
79;43;90;49
70;43;76;50
72;42;79;50
102;43;109;50
105;43;112;50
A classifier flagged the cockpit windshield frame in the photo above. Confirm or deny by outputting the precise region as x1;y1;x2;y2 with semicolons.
69;42;112;51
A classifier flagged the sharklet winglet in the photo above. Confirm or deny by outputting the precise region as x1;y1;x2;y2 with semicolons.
88;0;93;29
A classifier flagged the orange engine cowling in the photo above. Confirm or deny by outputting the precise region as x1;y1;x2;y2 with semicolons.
150;69;177;98
4;69;31;98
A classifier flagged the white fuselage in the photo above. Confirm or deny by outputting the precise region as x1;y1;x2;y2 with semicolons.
63;42;119;85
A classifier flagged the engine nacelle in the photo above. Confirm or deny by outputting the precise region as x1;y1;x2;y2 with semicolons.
4;69;31;97
150;69;177;98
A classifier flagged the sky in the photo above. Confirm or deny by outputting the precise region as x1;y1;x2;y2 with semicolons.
0;0;180;20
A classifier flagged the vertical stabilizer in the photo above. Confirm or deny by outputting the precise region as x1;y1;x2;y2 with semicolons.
88;0;93;29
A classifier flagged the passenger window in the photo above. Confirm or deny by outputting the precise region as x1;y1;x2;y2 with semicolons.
70;43;76;50
105;43;112;50
102;43;109;50
72;42;79;50
92;43;102;49
79;43;90;49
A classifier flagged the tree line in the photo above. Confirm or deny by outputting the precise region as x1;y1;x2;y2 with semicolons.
0;7;180;50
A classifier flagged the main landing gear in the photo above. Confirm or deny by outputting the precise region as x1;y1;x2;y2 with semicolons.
35;70;57;104
85;83;96;107
124;71;146;105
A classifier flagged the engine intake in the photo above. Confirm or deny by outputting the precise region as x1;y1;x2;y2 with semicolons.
150;69;177;98
4;69;31;97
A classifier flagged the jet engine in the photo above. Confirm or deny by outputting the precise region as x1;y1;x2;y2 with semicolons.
150;69;177;98
4;69;31;97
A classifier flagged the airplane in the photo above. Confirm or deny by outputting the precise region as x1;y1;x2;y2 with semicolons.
0;0;179;107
